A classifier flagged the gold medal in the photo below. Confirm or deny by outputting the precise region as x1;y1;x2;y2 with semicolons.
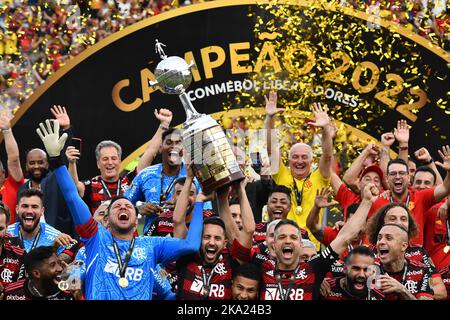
58;281;69;291
118;277;129;288
444;245;450;254
295;206;303;215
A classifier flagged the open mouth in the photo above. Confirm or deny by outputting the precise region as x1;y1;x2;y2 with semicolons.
23;215;35;227
272;210;283;218
118;212;129;221
205;247;217;259
282;246;294;259
378;248;389;259
353;279;366;291
393;181;403;191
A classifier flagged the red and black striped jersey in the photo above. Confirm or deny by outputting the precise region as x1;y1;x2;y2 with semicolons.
145;210;216;237
252;222;309;246
176;240;243;300
243;245;339;300
377;259;433;300
439;266;450;300
4;279;75;300
82;168;137;214
0;236;25;289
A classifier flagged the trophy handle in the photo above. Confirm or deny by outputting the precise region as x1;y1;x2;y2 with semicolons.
149;80;159;88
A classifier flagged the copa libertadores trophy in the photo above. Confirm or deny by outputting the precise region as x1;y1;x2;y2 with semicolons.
150;40;245;193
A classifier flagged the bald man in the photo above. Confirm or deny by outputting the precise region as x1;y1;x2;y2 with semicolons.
375;224;433;300
265;91;333;249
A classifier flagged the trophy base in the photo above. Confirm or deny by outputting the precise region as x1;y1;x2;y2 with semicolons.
200;170;245;195
182;114;245;194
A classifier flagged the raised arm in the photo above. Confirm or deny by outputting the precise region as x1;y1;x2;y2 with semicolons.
236;178;256;249
137;108;172;173
306;188;335;241
173;164;195;239
330;183;378;256
65;146;85;197
394;120;409;163
433;145;450;202
217;187;240;244
414;147;444;185
379;132;395;176
51;105;73;165
309;103;332;179
264;91;284;172
342;143;379;191
0;114;23;182
36;119;93;228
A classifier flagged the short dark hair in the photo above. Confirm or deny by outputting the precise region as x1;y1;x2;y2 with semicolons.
233;263;262;285
387;158;408;173
107;196;138;216
24;245;56;276
203;216;226;233
274;219;301;238
162;127;181;142
268;185;292;201
345;246;375;265
0;202;10;224
174;177;198;192
345;203;360;221
366;203;419;244
17;188;44;206
414;166;437;185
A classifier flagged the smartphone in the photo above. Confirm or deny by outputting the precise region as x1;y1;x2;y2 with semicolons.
71;137;82;157
250;152;262;174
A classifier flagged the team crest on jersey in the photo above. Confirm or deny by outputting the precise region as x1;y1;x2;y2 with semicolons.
408;201;415;211
404;280;418;294
132;247;147;261
213;263;227;276
1;269;13;283
296;269;307;280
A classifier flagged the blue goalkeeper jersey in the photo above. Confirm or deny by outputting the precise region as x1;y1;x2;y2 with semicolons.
7;222;63;253
54;164;202;300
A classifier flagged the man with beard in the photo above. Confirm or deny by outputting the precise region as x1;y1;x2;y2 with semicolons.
236;183;379;300
322;246;376;300
176;180;255;300
0;204;25;298
126;127;212;234
3;245;75;300
18;105;74;236
7;189;63;252
37;118;204;300
253;185;309;247
374;224;433;300
368;147;450;246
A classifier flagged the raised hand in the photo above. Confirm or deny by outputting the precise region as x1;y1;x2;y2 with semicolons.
414;147;432;163
394;120;409;144
51;105;70;130
310;102;330;128
363;143;380;157
36;119;68;157
435;145;450;171
362;183;379;202
66;146;80;164
0;112;12;131
154;108;172;127
264;91;284;116
381;132;395;148
314;188;337;208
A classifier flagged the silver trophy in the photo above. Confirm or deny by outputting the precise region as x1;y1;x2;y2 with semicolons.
150;40;245;193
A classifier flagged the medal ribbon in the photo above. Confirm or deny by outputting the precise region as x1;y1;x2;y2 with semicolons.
275;265;300;300
390;192;410;207
201;266;216;299
19;225;41;251
112;237;135;281
100;178;121;199
159;169;180;205
292;172;311;211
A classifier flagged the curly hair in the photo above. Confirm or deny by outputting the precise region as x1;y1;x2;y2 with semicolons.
366;202;419;244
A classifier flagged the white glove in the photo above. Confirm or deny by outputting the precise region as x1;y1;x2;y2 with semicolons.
36;119;68;157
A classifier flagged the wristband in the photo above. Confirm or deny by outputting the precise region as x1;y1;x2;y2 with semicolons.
398;146;408;151
159;124;169;131
49;155;64;168
422;158;433;165
1;128;11;133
